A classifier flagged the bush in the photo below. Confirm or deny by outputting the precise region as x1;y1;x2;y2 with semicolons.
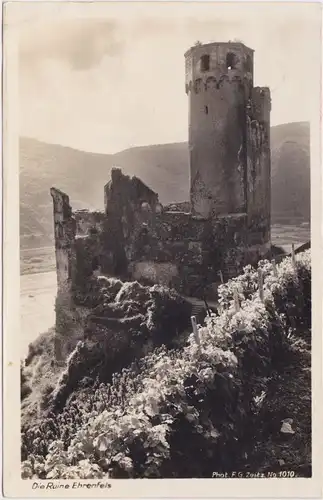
146;285;192;346
21;251;311;479
30;282;192;413
21;362;32;400
115;281;150;303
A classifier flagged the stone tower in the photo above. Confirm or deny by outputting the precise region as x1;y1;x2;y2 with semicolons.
185;42;255;218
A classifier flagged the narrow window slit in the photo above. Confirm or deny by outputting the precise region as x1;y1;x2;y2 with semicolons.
200;54;210;72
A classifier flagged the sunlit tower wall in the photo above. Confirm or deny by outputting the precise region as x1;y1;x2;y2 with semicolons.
185;42;255;218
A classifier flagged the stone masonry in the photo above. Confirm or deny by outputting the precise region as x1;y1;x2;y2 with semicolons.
50;42;271;357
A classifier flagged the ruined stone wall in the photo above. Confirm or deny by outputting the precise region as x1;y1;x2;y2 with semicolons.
246;87;271;250
56;169;163;307
128;211;206;293
71;209;107;301
74;209;105;237
50;188;78;361
51;157;271;313
104;167;159;218
50;188;76;292
103;167;161;277
50;191;113;360
127;207;250;298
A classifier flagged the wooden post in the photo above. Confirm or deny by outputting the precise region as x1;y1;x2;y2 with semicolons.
233;288;240;312
286;303;296;331
202;293;211;317
258;268;264;302
271;259;278;277
191;316;200;347
291;243;296;267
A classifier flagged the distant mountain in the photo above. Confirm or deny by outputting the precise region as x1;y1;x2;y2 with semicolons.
20;122;310;248
270;122;310;221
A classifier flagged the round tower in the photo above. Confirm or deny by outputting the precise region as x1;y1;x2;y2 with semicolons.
185;42;254;218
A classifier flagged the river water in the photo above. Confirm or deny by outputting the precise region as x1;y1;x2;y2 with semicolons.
20;271;57;358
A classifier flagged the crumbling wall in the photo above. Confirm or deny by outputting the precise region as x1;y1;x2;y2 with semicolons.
127;207;251;298
103;167;161;277
50;188;76;292
50;190;108;362
50;188;77;361
104;167;159;218
246;87;271;251
72;234;104;303
127;211;208;294
50;168;269;307
71;209;107;304
67;169;162;307
74;209;105;237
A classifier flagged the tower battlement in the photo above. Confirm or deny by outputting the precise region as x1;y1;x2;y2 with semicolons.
185;41;254;93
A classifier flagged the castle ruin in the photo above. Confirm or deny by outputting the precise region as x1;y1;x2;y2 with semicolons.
51;42;271;359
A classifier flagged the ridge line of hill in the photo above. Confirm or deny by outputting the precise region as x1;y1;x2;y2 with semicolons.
20;121;310;249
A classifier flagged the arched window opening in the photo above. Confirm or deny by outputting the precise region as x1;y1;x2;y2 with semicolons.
226;52;236;70
200;54;210;72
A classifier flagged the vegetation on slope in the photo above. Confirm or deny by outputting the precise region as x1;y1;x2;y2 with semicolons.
21;328;63;425
21;251;311;479
21;281;192;422
239;339;311;476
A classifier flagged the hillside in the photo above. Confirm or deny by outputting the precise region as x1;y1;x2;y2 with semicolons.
21;251;312;478
20;122;310;248
270;122;310;221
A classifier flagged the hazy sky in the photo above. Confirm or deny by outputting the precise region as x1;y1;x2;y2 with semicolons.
13;1;321;154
